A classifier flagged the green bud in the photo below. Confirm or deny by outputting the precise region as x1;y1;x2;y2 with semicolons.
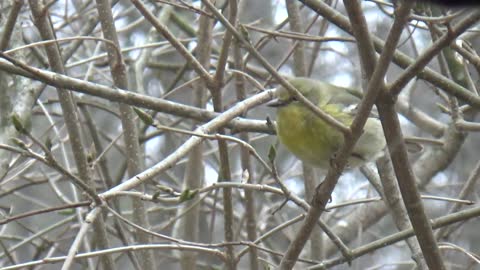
11;113;26;134
239;24;251;44
179;189;198;203
45;137;53;151
156;184;174;194
152;191;161;201
10;137;28;150
268;145;276;164
133;107;154;126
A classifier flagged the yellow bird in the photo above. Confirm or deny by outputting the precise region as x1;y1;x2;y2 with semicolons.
268;77;386;168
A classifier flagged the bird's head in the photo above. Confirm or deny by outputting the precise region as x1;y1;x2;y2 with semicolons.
268;77;322;108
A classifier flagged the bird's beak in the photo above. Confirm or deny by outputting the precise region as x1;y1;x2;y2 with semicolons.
267;95;290;108
267;87;290;107
267;98;287;107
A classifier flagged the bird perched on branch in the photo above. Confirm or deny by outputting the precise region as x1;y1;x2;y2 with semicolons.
268;77;386;169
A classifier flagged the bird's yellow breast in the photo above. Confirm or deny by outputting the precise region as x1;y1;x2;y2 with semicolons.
276;103;348;167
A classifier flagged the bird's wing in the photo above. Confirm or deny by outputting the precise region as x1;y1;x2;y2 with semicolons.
326;86;362;106
326;87;381;118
